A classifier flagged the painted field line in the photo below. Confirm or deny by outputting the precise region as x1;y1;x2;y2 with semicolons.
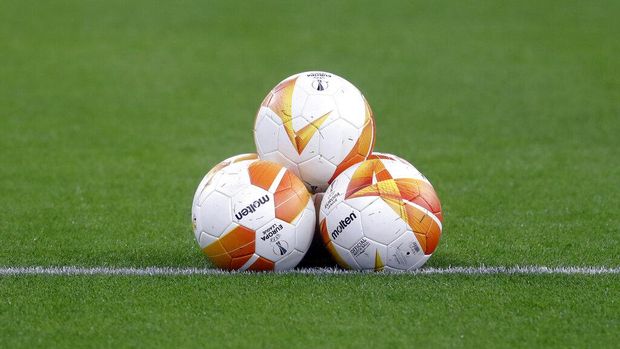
0;266;618;276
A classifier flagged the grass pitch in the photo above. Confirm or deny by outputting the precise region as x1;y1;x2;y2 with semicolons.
2;275;618;348
0;0;619;347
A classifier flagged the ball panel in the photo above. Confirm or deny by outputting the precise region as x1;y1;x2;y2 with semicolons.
319;175;347;217
404;202;442;254
192;179;212;214
344;196;378;212
197;231;217;250
328;241;360;269
351;238;388;271
197;154;259;199
254;219;296;262
293;205;316;253
274;170;310;223
319;118;361;167
333;89;366;129
386;231;425;270
261;75;316;161
231;186;275;231
248;160;284;191
211;255;230;269
295;122;323;160
275;116;323;162
265;75;296;115
276;122;302;161
301;94;337;125
290;82;309;118
298;156;336;193
320;218;355;269
213;162;253;197
202;225;256;269
328;105;375;184
202;239;231;269
214;181;245;198
344;158;394;199
220;225;256;258
360;199;408;246
247;256;275;271
325;203;363;249
254;113;280;154
260;151;301;176
195;190;233;238
274;249;305;271
274;169;311;223
230;255;254;270
396;179;443;222
260;74;308;128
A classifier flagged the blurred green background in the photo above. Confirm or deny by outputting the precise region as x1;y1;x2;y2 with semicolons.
0;1;618;347
1;0;617;267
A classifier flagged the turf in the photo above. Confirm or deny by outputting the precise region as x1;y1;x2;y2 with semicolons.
0;0;619;347
1;275;619;348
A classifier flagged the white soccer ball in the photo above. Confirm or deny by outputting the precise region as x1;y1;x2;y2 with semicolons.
254;71;376;193
318;158;443;271
192;156;315;271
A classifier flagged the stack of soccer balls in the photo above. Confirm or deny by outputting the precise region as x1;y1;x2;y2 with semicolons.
191;71;443;272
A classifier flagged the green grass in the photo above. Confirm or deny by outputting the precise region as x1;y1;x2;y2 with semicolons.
0;0;619;347
2;275;619;348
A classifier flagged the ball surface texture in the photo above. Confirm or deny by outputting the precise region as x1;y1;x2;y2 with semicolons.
192;157;315;271
319;158;443;271
254;71;376;192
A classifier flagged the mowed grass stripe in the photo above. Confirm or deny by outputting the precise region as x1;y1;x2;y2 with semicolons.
2;274;617;348
1;265;618;276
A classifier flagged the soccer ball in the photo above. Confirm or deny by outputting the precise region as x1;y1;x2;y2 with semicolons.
254;71;376;193
318;158;443;271
192;157;316;271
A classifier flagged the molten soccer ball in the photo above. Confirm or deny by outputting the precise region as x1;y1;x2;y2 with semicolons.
192;157;315;271
318;158;443;271
254;71;376;193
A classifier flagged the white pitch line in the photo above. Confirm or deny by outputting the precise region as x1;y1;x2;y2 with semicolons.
0;266;618;276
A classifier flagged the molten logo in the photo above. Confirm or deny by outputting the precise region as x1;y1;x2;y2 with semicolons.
331;212;357;240
234;195;270;220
